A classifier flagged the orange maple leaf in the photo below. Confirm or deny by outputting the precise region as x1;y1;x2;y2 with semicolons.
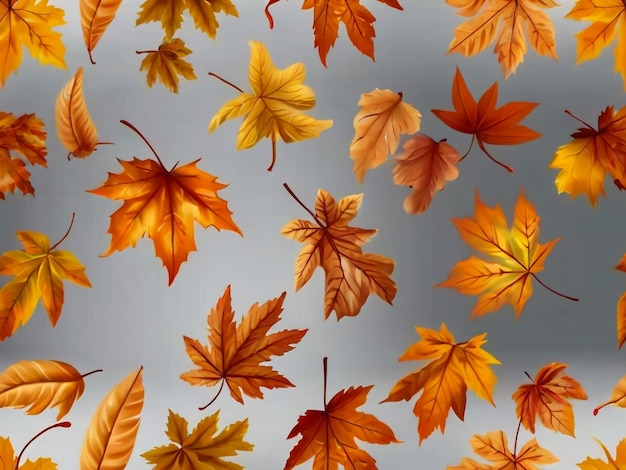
615;254;626;349
0;111;47;199
381;323;500;444
87;120;242;286
549;107;626;207
281;183;397;320
180;285;307;408
512;363;587;437
436;189;577;318
285;357;400;470
265;0;403;67
578;438;626;468
431;67;540;173
446;0;558;79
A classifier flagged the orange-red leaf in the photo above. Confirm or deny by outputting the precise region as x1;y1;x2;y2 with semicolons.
616;254;626;349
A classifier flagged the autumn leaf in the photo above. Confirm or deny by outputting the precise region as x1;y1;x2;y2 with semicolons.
79;0;123;64
264;0;403;67
0;111;47;199
615;254;626;349
448;431;558;469
431;67;541;173
446;0;558;79
0;422;70;469
549;107;626;207
80;367;144;470
0;213;92;340
0;360;101;420
285;357;400;470
350;88;422;183
578;438;626;469
436;189;577;318
136;0;239;40
87;120;242;286
180;284;307;408
512;363;587;437
208;40;333;171
593;373;626;415
0;0;66;87
140;409;253;469
136;38;197;94
381;323;500;444
392;134;461;214
281;183;397;320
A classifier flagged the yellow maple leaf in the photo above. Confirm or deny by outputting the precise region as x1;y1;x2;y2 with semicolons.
578;438;626;469
136;38;197;94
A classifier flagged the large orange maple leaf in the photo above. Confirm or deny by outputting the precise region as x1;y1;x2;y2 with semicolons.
87;120;242;286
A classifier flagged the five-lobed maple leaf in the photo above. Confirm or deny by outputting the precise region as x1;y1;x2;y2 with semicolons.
0;422;70;470
432;67;541;173
209;40;333;172
281;183;397;320
264;0;403;67
0;213;92;341
446;0;558;79
141;409;253;469
87;120;242;286
285;357;400;470
381;323;501;444
578;438;626;469
0;111;47;199
512;362;587;438
615;254;626;349
136;38;197;94
436;189;577;318
550;106;626;207
180;284;307;408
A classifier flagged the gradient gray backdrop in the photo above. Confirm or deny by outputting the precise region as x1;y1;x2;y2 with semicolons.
1;0;625;468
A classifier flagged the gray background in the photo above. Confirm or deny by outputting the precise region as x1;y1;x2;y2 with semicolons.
1;0;625;467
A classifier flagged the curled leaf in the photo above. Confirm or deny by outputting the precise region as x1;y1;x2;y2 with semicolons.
79;0;123;63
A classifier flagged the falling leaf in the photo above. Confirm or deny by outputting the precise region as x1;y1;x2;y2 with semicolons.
285;357;400;470
446;0;558;79
208;41;333;171
577;438;626;469
512;362;587;437
381;323;500;444
136;38;197;94
549;107;626;206
264;0;403;67
594;374;626;415
436;189;577;318
140;409;253;469
431;67;541;173
136;0;239;40
392;134;461;214
448;430;558;469
180;285;307;407
79;0;123;64
87;120;242;286
350;88;422;183
0;0;66;87
0;359;101;420
0;214;91;340
0;112;47;199
80;367;144;470
281;184;397;320
616;254;626;349
0;422;70;469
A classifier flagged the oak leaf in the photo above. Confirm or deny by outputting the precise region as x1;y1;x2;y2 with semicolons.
208;41;333;172
87;120;242;286
431;67;540;173
0;215;91;340
381;323;500;444
265;0;403;67
392;134;461;214
140;409;253;469
137;38;197;94
446;0;558;79
79;0;123;64
549;107;626;207
593;373;626;415
0;112;47;199
350;88;422;183
0;0;66;87
285;357;400;470
180;285;307;407
578;438;626;469
616;254;626;349
448;430;558;469
281;184;397;320
512;362;587;437
436;189;575;318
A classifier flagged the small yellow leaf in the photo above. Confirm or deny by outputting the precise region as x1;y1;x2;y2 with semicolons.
138;38;197;94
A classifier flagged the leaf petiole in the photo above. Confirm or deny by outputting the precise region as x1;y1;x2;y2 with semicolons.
50;212;76;251
564;109;595;130
81;369;103;379
282;183;326;227
530;274;578;302
14;421;71;470
208;72;244;94
477;140;514;173
460;134;474;161
199;379;225;411
119;120;166;168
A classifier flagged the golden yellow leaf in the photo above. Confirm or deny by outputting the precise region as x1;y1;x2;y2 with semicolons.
577;438;626;469
594;374;626;415
79;0;123;63
137;38;197;94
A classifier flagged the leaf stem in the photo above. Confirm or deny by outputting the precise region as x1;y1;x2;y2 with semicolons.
50;213;76;251
135;50;158;55
322;356;328;410
477;140;514;173
459;135;474;161
199;379;225;410
15;421;71;470
564;109;595;130
524;371;533;381
283;183;326;227
81;369;103;379
119;120;165;167
512;416;522;461
88;51;96;65
531;274;579;302
208;72;244;94
268;139;277;172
